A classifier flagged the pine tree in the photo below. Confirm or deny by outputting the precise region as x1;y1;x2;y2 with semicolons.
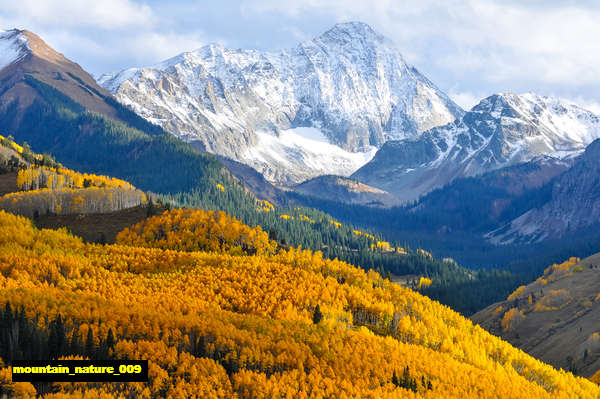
312;304;323;324
85;327;95;359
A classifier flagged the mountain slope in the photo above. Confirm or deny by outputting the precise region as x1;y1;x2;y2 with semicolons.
293;174;400;207
472;254;600;377
408;155;572;232
353;93;600;203
99;21;463;184
1;209;599;398
0;29;152;127
488;138;600;244
0;28;236;199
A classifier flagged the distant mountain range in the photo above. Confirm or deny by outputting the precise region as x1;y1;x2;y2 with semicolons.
353;93;600;203
3;24;600;248
488;138;600;244
98;22;463;184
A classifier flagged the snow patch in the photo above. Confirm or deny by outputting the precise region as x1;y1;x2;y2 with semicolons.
0;30;29;72
242;127;377;184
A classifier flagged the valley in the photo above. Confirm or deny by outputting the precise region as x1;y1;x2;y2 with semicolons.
0;14;600;398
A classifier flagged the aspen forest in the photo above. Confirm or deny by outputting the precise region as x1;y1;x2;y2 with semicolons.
0;165;146;218
0;209;599;398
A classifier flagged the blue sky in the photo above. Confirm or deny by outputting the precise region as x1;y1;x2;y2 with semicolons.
1;0;599;111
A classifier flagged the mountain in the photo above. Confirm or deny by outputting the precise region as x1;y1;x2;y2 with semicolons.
353;93;600;203
215;154;287;205
488;138;600;244
408;155;572;232
472;254;600;377
0;28;237;198
98;21;463;185
293;174;400;207
0;29;144;126
0;29;504;316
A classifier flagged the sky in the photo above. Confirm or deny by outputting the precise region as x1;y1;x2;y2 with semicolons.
1;0;599;111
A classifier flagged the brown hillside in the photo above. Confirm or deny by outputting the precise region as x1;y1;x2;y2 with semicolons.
472;253;600;377
34;203;164;244
0;29;121;125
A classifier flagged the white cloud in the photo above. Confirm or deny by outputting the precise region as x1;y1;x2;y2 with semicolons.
242;0;600;94
448;90;484;111
561;97;600;115
1;0;155;30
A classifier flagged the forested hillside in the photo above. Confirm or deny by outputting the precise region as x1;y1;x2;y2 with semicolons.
472;254;600;378
0;137;146;218
0;132;518;314
0;29;529;315
0;210;598;398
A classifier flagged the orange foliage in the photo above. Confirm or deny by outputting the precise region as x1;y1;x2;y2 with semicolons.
116;209;276;256
17;165;135;191
0;210;598;398
501;308;526;332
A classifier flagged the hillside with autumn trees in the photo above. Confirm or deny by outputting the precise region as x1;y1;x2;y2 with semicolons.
472;253;600;378
0;133;525;315
0;209;598;398
0;136;147;219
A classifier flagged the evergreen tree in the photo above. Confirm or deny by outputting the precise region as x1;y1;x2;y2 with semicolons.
312;304;323;324
85;327;95;359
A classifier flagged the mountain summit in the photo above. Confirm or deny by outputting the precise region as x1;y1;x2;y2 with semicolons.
0;28;127;123
353;93;600;203
98;22;463;184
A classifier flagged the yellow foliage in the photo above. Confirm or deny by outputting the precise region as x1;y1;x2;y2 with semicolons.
417;277;432;289
116;209;276;256
0;210;598;398
534;289;571;312
417;249;433;259
216;183;225;192
17;165;135;191
590;369;600;384
0;134;24;153
507;285;527;301
541;257;582;283
0;187;145;217
501;308;526;332
256;199;274;212
329;220;342;229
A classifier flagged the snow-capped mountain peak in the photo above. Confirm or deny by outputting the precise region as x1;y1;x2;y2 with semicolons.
0;29;30;72
98;21;463;185
353;93;600;203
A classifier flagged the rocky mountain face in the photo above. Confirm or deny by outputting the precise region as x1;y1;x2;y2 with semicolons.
407;155;572;232
488;138;600;244
353;93;600;203
472;253;600;377
98;21;463;185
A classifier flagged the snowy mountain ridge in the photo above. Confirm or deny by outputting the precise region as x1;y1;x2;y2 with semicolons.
98;21;463;184
0;29;30;72
353;92;600;203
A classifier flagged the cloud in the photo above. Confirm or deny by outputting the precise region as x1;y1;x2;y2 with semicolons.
561;97;600;115
241;0;600;99
1;0;155;30
448;90;484;111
